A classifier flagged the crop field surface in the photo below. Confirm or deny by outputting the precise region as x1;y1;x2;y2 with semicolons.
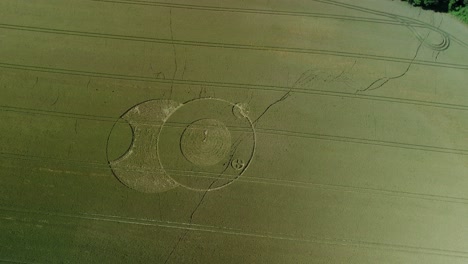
0;0;467;263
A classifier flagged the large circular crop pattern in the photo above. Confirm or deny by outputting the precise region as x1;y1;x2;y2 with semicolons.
158;98;256;192
106;98;256;193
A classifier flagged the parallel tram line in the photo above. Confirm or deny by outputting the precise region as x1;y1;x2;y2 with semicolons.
0;61;468;112
310;0;468;49
1;206;468;259
91;0;468;49
1;22;468;111
1;23;467;70
1;1;467;114
1;150;468;206
91;0;417;26
1;104;468;156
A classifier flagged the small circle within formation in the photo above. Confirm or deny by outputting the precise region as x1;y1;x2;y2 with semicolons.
180;119;232;167
231;159;245;171
232;103;250;119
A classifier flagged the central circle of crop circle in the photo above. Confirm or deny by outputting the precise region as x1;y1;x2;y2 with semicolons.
180;119;232;166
